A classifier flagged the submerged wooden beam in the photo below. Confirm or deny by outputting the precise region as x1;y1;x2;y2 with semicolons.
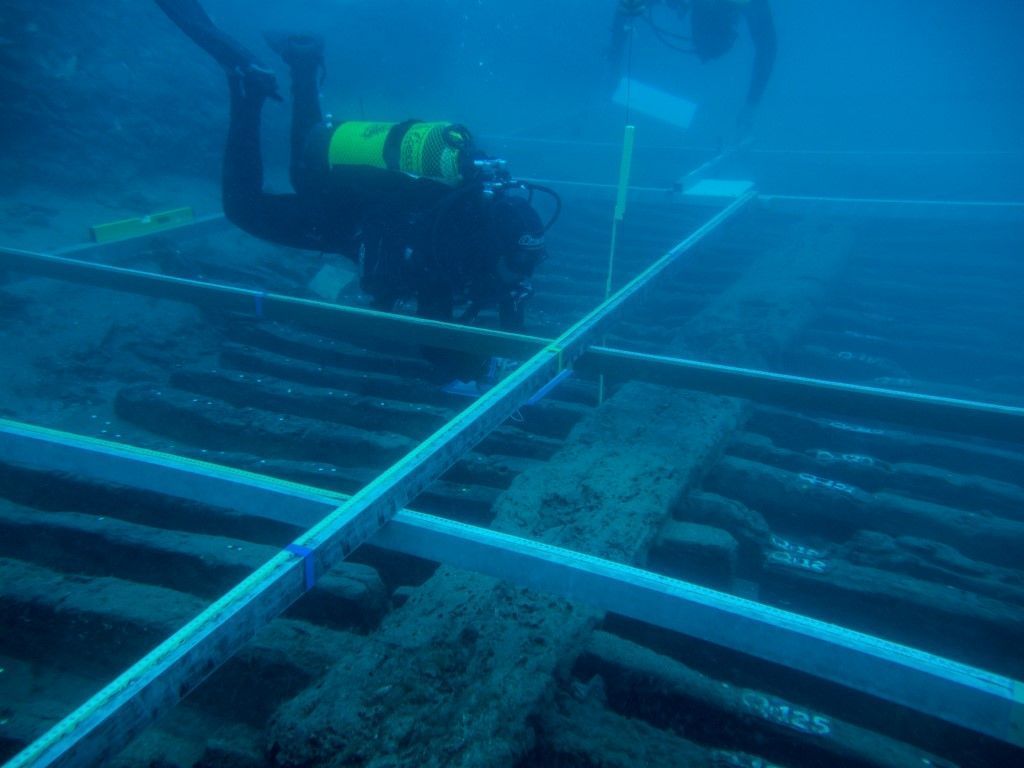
580;347;1024;444
2;346;561;768
5;234;1022;447
3;192;754;768
4;417;1023;752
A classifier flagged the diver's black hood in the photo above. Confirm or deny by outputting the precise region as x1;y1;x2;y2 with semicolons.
488;195;546;264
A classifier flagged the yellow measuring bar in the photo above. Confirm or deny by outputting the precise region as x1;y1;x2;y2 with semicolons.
613;125;636;223
90;207;195;244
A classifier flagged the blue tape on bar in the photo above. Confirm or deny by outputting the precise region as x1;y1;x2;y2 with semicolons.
253;292;265;318
527;369;573;406
285;543;316;590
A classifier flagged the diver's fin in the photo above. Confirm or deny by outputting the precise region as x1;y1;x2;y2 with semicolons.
154;0;280;98
154;0;216;31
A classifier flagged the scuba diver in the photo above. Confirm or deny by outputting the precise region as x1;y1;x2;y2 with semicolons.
609;0;776;133
152;0;560;385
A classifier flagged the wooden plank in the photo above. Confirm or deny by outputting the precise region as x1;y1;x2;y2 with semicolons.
373;512;1024;749
3;196;754;768
4;416;1024;750
13;198;1020;447
579;630;951;768
4;344;561;768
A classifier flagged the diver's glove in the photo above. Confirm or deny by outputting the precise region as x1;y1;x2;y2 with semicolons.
440;357;520;399
231;63;282;102
441;379;484;398
485;356;520;385
509;281;535;314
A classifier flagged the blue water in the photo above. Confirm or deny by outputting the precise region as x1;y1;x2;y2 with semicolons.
1;2;1023;767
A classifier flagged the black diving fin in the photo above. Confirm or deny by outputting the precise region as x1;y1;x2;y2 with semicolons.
153;0;280;100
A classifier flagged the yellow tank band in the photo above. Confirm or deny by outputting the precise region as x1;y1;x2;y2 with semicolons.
328;120;465;184
328;121;393;169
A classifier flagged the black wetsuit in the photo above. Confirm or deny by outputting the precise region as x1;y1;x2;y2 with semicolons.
155;1;524;336
610;0;776;107
225;61;501;325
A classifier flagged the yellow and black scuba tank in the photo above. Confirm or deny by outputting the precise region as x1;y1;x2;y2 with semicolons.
323;119;474;186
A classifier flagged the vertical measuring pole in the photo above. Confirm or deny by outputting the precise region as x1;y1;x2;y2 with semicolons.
600;124;636;404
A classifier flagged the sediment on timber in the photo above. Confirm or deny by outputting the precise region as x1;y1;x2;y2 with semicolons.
1;201;1021;768
266;218;855;767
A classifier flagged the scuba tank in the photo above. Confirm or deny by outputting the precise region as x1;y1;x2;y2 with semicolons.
307;114;563;316
310;116;560;222
324;120;473;185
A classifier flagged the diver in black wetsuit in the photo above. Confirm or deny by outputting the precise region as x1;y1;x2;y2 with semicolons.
610;0;776;132
152;0;559;380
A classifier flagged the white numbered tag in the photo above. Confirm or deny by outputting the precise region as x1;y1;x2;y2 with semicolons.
766;550;830;574
824;420;885;436
741;691;832;736
798;473;856;496
769;536;827;559
814;450;877;467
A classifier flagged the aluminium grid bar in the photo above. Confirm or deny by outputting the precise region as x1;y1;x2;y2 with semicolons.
582;347;1024;444
481;136;1024;158
2;191;755;768
3;341;562;768
2;417;1022;750
0;245;544;360
517;178;1024;218
759;194;1024;222
3;243;1023;445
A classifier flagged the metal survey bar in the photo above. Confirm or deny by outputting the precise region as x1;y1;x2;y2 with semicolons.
676;139;751;191
5;185;752;768
3;345;560;768
4;418;1022;749
0;418;332;530
580;347;1024;444
759;194;1024;221
0;246;544;359
558;192;756;351
375;513;1024;749
485;136;1024;158
5;236;1022;445
0;194;751;360
523;179;1024;218
522;176;681;207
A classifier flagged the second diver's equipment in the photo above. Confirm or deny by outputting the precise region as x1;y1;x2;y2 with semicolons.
317;117;561;230
316;114;563;307
618;0;649;16
326;120;474;185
